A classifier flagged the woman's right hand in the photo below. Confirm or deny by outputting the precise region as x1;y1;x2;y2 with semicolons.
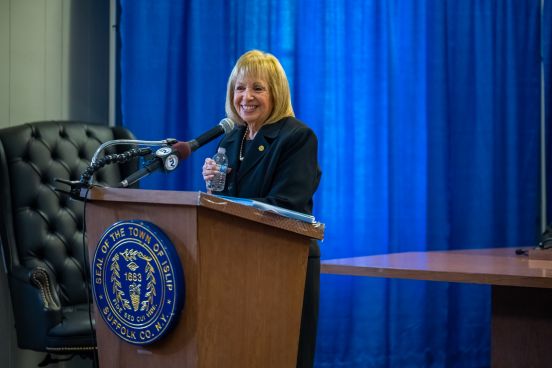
202;158;217;192
202;157;232;193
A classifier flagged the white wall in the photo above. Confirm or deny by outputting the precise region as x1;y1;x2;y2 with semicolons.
0;0;109;129
0;0;9;125
0;0;109;366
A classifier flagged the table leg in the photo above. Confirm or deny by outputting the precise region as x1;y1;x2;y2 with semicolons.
492;285;552;368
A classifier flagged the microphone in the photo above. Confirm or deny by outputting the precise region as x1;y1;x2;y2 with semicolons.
118;142;191;188
188;118;235;151
117;118;234;188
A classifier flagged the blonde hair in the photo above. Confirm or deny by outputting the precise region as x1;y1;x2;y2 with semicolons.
225;50;294;126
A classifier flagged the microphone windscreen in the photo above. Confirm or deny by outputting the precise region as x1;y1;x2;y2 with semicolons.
173;142;192;160
220;118;235;133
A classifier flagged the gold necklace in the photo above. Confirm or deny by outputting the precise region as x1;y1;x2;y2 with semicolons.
239;127;249;161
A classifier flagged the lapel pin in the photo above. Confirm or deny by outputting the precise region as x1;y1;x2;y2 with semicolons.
258;145;265;152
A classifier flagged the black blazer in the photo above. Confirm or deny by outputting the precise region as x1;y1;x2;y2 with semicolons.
218;116;321;216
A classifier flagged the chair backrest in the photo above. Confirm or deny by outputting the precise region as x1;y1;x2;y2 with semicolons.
0;121;137;309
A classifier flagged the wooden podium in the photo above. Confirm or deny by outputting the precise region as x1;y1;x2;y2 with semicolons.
85;187;324;368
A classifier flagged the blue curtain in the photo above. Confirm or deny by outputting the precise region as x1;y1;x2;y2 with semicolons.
545;0;552;221
119;1;545;366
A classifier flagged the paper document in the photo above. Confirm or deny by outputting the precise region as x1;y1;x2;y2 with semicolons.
215;195;317;224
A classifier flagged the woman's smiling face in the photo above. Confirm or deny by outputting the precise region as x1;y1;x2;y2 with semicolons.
233;76;273;128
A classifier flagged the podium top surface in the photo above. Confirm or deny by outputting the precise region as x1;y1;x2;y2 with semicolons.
84;187;324;240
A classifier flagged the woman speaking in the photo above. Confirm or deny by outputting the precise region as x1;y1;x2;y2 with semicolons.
202;49;321;368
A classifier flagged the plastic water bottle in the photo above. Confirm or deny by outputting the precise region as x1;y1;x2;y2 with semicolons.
207;147;228;192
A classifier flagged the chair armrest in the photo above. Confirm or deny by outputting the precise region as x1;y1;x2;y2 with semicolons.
30;268;61;310
8;266;64;350
10;266;61;311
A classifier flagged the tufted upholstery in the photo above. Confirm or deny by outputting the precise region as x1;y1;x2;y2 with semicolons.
0;121;138;353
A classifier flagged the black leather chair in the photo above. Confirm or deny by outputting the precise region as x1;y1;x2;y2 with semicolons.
0;121;138;364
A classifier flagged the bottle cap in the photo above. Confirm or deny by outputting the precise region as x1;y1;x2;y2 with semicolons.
217;147;226;154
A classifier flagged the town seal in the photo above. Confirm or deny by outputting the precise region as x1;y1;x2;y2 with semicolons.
92;220;185;345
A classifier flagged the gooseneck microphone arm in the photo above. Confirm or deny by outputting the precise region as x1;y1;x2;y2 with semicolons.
86;138;178;187
90;138;178;165
80;147;153;185
55;147;153;200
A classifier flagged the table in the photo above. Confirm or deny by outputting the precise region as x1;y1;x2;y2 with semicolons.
321;247;552;368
